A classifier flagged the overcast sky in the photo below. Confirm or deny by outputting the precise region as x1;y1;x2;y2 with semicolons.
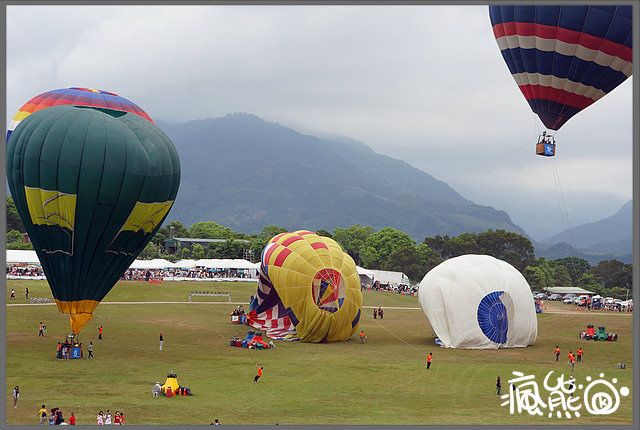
5;4;635;240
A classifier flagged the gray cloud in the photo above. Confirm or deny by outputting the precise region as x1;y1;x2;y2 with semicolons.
6;5;633;239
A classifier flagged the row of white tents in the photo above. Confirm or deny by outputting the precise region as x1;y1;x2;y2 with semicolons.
6;250;408;285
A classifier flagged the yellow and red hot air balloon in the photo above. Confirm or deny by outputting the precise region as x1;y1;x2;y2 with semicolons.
247;230;363;342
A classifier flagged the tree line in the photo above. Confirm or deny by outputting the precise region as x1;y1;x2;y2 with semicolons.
6;196;632;298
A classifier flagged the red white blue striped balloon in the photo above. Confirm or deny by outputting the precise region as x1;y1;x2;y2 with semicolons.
489;5;632;130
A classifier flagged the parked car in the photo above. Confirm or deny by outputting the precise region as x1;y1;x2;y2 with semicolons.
563;297;574;304
535;293;548;300
548;294;563;301
564;293;578;299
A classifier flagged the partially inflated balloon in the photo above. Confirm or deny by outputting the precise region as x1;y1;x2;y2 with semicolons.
7;87;153;142
7;104;180;333
489;5;632;130
247;230;362;342
418;255;537;349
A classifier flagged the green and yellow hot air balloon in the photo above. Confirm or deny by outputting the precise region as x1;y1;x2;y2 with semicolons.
6;98;180;334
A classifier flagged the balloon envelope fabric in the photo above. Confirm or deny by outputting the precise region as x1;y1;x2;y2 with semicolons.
247;230;362;342
6;87;154;142
418;254;537;349
6;104;180;334
489;5;632;131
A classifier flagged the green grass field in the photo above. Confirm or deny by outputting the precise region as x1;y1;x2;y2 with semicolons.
5;279;633;425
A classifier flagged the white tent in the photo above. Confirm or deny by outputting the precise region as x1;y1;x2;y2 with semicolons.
356;266;374;283
195;259;259;270
418;254;537;349
128;259;174;270
169;259;199;268
6;250;41;265
369;269;410;285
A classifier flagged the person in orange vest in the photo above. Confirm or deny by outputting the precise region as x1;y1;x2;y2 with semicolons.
576;347;583;362
359;331;365;344
568;351;575;371
56;342;62;359
39;322;45;337
98;326;103;340
554;346;560;361
253;365;263;382
426;353;433;369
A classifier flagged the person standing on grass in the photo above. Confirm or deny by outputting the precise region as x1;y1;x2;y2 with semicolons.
105;410;112;425
379;308;384;319
159;333;164;351
97;411;104;425
359;330;365;343
98;325;103;340
554;345;560;361
496;376;501;395
253;366;263;382
373;308;377;319
568;376;576;397
13;386;19;407
568;351;575;371
576;347;583;362
39;405;48;424
25;287;29;300
426;353;433;369
39;322;45;336
69;412;76;425
10;288;16;299
88;342;94;358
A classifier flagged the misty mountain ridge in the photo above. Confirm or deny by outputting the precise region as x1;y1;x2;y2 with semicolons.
156;113;524;241
534;200;632;264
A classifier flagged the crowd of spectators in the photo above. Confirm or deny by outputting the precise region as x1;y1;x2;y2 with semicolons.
122;268;255;281
363;281;419;296
6;265;44;278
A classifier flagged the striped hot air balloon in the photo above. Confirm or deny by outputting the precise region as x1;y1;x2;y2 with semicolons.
247;230;363;342
7;87;153;142
489;5;632;131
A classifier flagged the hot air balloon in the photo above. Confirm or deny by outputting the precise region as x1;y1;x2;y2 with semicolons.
418;255;537;349
489;5;632;155
6;87;154;142
6;103;180;334
247;230;362;342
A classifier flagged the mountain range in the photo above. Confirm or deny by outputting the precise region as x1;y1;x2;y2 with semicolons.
157;113;523;240
152;113;631;264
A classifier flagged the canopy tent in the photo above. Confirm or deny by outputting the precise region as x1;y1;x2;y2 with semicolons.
6;250;41;265
356;266;374;283
128;259;174;270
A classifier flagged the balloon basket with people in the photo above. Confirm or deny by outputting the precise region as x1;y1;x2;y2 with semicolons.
55;334;85;359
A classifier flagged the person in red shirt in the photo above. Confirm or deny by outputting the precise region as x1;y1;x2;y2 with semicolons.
554;346;560;361
426;353;433;369
69;412;76;425
253;366;264;382
98;326;103;340
359;331;365;344
576;347;583;362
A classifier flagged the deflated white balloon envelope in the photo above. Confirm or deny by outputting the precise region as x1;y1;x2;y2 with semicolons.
418;254;537;349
